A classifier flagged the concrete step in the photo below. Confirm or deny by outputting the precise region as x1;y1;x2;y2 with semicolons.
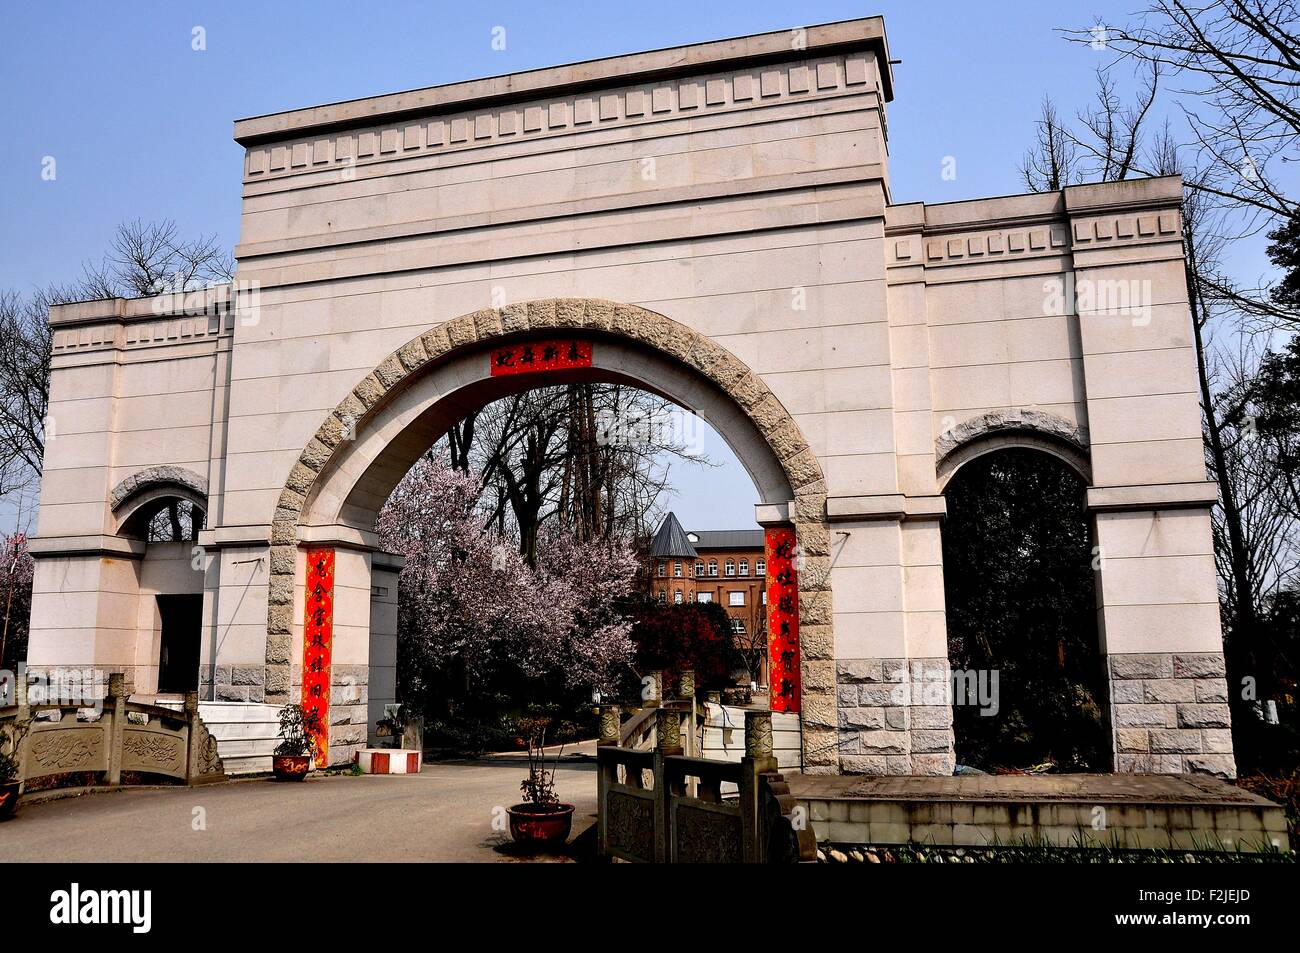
199;702;281;775
221;754;274;775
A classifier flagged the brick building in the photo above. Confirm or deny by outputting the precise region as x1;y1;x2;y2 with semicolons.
646;513;768;686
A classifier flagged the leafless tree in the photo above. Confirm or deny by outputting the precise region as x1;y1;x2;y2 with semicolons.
1038;3;1300;704
0;220;234;503
0;289;54;498
732;614;768;686
1020;98;1082;192
1063;1;1300;324
1209;336;1300;607
83;219;234;299
434;381;711;566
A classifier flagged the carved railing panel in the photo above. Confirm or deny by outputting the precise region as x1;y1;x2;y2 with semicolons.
0;673;225;789
596;703;814;863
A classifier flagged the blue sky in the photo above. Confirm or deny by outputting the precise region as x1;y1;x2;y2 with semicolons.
0;1;1281;532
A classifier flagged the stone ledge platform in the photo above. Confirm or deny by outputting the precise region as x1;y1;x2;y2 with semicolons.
790;773;1288;853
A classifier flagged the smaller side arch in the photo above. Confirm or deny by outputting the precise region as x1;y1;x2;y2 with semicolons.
110;466;209;537
937;409;1091;490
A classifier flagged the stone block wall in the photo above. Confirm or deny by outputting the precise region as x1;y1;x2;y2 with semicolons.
836;658;956;775
1109;652;1235;777
201;660;370;767
201;663;268;703
287;661;369;768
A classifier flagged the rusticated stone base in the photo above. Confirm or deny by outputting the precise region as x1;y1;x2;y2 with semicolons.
836;658;956;776
22;665;122;705
289;662;370;767
1108;652;1236;779
201;663;268;703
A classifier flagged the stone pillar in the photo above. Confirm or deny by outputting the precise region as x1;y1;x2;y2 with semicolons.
325;549;373;767
1066;180;1235;778
655;705;680;753
645;670;662;707
27;551;145;697
204;542;274;704
105;673;125;784
1091;498;1235;777
744;709;774;760
828;506;955;776
366;552;403;745
597;705;621;746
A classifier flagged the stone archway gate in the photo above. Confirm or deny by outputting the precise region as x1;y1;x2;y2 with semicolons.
27;17;1235;778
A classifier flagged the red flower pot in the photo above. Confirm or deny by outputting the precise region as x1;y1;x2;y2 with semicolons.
507;802;575;849
272;754;311;781
0;780;20;820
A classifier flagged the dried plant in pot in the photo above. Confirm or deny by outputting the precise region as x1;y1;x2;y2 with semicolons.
0;722;29;819
507;717;574;849
272;704;321;781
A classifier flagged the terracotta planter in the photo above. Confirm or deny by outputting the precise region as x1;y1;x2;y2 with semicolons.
272;754;312;781
0;780;19;820
507;802;575;849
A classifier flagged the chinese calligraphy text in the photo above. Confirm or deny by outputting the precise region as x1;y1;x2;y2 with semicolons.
489;339;593;376
765;527;801;714
302;549;334;765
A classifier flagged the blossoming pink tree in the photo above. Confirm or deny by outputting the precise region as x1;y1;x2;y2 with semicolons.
377;453;638;703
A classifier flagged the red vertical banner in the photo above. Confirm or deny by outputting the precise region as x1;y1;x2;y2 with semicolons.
302;548;334;767
765;527;801;714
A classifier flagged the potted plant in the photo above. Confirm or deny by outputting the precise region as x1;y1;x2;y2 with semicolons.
272;703;321;781
506;717;575;850
0;722;28;820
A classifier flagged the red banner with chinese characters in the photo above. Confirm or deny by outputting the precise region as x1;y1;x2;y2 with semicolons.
765;527;800;713
490;339;593;376
302;549;334;766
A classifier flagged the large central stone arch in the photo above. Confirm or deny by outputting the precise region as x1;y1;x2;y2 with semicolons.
264;298;838;769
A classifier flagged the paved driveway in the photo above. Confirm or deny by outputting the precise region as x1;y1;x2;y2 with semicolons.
0;749;598;863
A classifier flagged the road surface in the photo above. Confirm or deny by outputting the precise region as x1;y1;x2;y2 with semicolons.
0;746;598;863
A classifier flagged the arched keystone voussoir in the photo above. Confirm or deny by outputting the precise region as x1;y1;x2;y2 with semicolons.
473;308;504;339
301;438;332;473
784;449;823;490
397;336;428;371
552;298;585;327
336;393;367;426
583;298;616;331
286;463;316;496
110;465;209;511
373;354;406;390
314;415;346;452
501;302;531;333
446;313;478;348
353;374;386;411
421;324;451;358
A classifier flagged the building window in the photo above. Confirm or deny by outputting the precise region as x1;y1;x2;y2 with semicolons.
739;559;749;577
728;591;745;607
697;592;712;603
694;560;705;577
708;560;718;577
731;619;746;636
762;591;767;605
657;562;665;577
674;589;683;604
725;559;735;576
756;558;766;576
674;561;683;577
657;590;665;602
